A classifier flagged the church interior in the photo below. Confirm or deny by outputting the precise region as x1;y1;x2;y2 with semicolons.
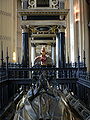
0;0;90;120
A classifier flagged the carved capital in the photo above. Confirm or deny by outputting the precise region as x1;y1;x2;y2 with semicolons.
57;25;66;33
51;43;56;47
21;25;29;33
31;43;36;47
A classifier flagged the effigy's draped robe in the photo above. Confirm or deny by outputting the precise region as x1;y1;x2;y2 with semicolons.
34;55;53;66
13;87;67;120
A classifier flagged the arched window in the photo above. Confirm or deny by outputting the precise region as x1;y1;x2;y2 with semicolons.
37;0;49;7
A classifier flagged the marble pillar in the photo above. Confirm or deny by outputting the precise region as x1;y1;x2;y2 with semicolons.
51;43;55;65
31;43;36;66
56;28;65;68
21;25;29;67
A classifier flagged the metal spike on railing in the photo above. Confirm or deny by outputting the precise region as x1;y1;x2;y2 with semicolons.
75;62;77;68
83;50;86;67
77;48;80;69
68;56;69;64
6;47;9;69
67;56;69;67
77;48;80;78
1;42;4;68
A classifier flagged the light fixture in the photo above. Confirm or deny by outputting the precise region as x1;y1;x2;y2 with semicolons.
13;52;16;62
74;6;80;22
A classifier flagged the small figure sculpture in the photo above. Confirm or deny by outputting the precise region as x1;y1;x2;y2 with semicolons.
34;47;52;66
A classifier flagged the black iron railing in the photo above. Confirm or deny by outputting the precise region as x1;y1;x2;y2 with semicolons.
0;49;89;113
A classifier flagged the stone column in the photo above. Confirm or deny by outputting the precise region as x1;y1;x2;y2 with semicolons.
21;25;29;67
69;0;75;62
56;28;65;68
31;43;36;66
51;43;55;65
21;0;28;9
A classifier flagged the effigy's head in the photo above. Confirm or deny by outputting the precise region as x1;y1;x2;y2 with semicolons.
41;46;47;56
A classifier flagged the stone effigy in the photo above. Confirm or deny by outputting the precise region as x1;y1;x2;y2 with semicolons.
13;73;63;120
13;73;80;120
13;47;78;120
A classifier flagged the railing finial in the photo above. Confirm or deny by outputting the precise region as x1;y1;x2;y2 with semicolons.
6;47;9;69
77;48;80;69
83;50;86;67
1;42;4;68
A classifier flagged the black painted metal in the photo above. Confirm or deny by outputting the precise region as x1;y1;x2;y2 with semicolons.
21;32;29;67
77;71;90;108
56;32;65;67
0;50;90;118
83;50;86;67
24;15;60;20
37;0;49;7
1;49;4;68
